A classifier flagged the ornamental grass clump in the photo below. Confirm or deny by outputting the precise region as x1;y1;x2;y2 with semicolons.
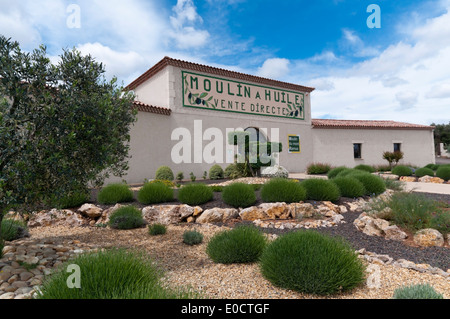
354;164;376;173
393;284;443;299
108;206;145;230
177;183;213;205
97;183;134;205
331;176;366;198
300;179;340;202
1;219;28;241
391;165;413;177
327;166;348;179
259;231;366;296
222;183;256;208
183;230;204;246
351;173;386;196
148;223;167;236
137;181;174;205
36;248;197;299
306;163;331;175
261;178;306;203
206;225;267;264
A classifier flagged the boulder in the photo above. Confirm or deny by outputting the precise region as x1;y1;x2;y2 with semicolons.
384;225;408;241
95;203;123;225
78;204;103;219
289;203;315;219
196;208;239;224
260;165;289;178
239;206;270;221
413;228;444;247
399;176;417;182
28;209;87;228
418;176;445;184
259;202;290;219
353;214;384;237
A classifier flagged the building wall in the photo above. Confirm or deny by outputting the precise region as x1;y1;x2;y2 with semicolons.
312;128;435;168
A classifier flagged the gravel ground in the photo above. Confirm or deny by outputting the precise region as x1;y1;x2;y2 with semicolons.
27;224;449;300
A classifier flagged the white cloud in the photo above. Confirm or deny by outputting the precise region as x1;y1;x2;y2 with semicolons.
395;91;419;109
426;83;450;99
257;58;290;79
341;29;380;58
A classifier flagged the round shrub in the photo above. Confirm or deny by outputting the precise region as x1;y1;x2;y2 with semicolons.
209;165;224;180
108;206;144;230
393;284;443;299
137;182;174;205
354;164;376;173
155;166;174;181
1;219;28;241
351;173;386;196
37;248;195;299
306;163;331;175
148;223;167;236
261;178;306;203
327;166;348;179
424;163;439;171
259;231;366;296
206;225;267;264
97;183;134;205
436;166;450;181
331;177;366;198
183;230;204;245
221;183;256;208
391;165;413;177
336;168;367;178
414;167;435;178
177;183;213;205
300;179;340;202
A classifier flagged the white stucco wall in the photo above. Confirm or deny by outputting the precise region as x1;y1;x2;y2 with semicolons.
312;128;435;168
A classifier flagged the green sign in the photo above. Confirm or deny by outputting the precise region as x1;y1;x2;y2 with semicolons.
182;71;305;120
288;135;300;153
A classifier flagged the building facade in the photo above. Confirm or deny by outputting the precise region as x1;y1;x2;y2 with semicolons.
107;57;435;185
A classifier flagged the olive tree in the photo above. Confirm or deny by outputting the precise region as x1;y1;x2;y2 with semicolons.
0;36;137;240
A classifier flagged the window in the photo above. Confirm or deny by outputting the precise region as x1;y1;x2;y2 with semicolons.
353;143;362;159
394;143;401;152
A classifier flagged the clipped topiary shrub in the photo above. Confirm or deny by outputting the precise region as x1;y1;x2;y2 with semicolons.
206;225;267;264
259;231;366;296
414;167;435;178
261;178;306;203
222;183;256;208
331;177;366;198
148;223;167;236
424;163;439;171
393;284;443;299
327;166;348;179
354;164;376;173
436;166;450;181
108;206;145;230
351;173;386;196
300;179;340;202
155;166;174;181
391;165;413;177
209;165;224;180
137;182;174;205
183;230;204;246
306;163;331;175
36;248;196;299
97;183;134;205
178;183;213;205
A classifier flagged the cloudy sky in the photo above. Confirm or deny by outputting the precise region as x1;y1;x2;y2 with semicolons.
1;0;450;125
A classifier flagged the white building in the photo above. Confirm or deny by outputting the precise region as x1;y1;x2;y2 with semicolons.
108;57;435;184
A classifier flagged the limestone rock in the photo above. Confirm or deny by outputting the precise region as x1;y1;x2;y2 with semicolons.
399;176;417;182
239;206;270;221
289;203;315;219
384;225;408;241
413;228;444;247
28;209;87;228
418;176;444;184
78;204;103;219
95;203;123;225
196;208;239;224
353;214;384;236
260;165;289;178
259;202;290;219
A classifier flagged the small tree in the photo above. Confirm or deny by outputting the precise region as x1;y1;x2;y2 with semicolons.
228;131;282;177
0;36;137;240
383;151;404;170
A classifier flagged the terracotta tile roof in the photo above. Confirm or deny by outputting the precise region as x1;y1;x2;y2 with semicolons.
132;101;171;116
126;56;315;93
311;119;434;130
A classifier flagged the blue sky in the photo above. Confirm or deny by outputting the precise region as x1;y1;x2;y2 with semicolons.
1;0;450;125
